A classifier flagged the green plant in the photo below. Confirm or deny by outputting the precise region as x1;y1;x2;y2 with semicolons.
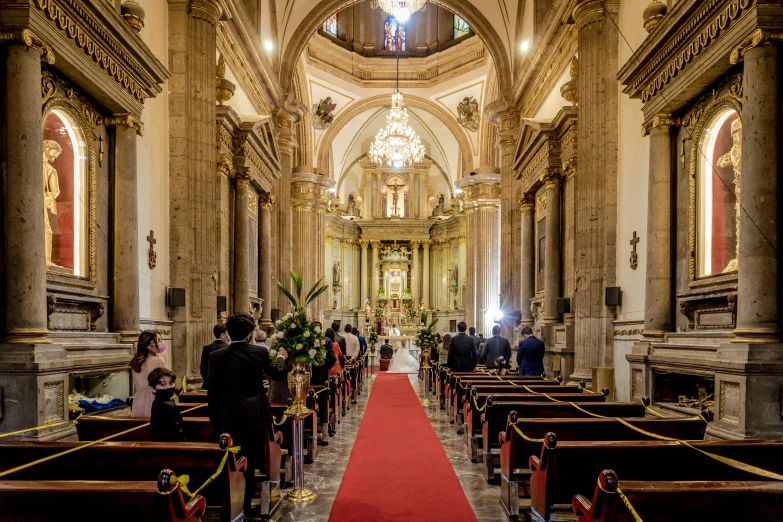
270;271;329;365
374;307;384;317
415;312;439;348
368;331;378;344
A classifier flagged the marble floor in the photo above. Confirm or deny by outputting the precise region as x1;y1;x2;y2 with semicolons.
273;372;507;522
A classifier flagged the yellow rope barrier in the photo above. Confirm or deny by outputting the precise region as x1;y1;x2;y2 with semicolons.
272;414;289;426
0;403;206;479
472;394;486;412
508;421;544;443
639;399;667;419
616;486;644;522
159;446;241;498
0;412;83;439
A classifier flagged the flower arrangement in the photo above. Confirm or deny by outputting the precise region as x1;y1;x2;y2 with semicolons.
415;312;439;349
368;331;378;344
377;286;388;306
374;307;384;318
406;307;417;318
270;271;329;365
402;287;413;306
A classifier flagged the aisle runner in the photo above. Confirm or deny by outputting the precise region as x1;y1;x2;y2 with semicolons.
328;374;477;522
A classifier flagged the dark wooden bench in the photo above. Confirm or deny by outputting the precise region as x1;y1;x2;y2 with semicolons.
75;416;282;519
573;470;783;522
454;383;581;426
463;394;609;461
527;437;783;522
0;435;244;522
0;469;205;522
495;413;707;500
445;374;547;417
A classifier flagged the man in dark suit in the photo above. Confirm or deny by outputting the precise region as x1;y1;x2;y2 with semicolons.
353;327;368;356
208;313;288;514
200;323;228;389
517;326;545;376
484;325;511;370
448;322;477;372
379;339;394;359
468;326;482;354
331;321;346;355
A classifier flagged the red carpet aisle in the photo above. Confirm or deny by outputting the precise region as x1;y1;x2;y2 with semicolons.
328;374;477;522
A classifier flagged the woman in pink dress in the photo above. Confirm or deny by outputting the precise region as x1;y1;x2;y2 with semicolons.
131;330;168;417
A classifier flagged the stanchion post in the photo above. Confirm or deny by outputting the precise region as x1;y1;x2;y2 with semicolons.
284;403;316;502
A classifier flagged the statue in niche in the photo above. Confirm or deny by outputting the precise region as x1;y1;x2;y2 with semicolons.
346;193;358;216
449;264;458;287
43;140;62;267
311;96;337;130
457;96;481;132
332;261;341;287
390;272;401;294
716;118;742;273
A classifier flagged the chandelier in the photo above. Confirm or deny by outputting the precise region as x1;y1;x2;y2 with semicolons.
374;0;426;22
369;91;425;168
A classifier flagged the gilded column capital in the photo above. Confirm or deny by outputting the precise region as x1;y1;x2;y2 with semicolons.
457;234;466;245
641;113;681;137
410;240;422;248
217;155;233;178
541;172;563;189
370;239;381;248
421;240;432;248
0;29;55;64
259;192;275;212
189;0;223;26
234;171;252;188
518;194;535;212
564;160;577;181
730;28;783;65
324;232;336;242
359;239;369;248
290;172;335;205
341;237;356;245
106;113;145;136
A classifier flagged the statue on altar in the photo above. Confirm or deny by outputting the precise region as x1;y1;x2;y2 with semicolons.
716;118;742;273
332;261;341;286
43;140;62;267
449;264;458;287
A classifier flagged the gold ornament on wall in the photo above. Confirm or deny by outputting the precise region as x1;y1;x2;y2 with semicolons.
456;96;480;132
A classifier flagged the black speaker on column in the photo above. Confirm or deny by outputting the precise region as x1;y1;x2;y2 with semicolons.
605;287;622;307
556;298;571;314
271;309;281;322
166;287;186;307
216;296;227;313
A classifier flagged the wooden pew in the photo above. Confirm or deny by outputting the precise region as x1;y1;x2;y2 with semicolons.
76;416;282;519
453;383;581;427
573;470;783;522
0;435;244;522
494;413;708;503
0;469;205;522
445;373;547;418
527;437;783;522
463;393;608;461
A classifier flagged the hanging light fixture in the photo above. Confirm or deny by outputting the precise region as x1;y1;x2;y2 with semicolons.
374;0;426;23
369;54;426;168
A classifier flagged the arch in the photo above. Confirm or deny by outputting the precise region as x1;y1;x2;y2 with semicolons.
280;0;512;99
335;152;456;198
316;94;474;177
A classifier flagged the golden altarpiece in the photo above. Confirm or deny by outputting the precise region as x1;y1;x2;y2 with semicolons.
0;1;167;436
620;0;783;438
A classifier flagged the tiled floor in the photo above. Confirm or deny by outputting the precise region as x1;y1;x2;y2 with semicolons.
273;372;507;521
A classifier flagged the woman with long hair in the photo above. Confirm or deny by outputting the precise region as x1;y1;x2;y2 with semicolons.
325;328;344;377
131;330;168;417
438;333;451;365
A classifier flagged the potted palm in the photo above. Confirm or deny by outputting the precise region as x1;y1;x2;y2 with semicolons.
271;271;328;415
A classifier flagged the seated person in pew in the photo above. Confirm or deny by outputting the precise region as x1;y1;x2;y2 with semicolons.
208;313;288;515
149;367;186;442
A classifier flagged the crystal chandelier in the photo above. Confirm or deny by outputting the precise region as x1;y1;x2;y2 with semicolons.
374;0;426;23
369;91;425;168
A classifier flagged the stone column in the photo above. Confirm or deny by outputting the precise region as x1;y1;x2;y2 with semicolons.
571;0;620;382
519;195;536;326
411;241;420;305
542;174;563;324
641;115;677;340
259;193;274;329
457;234;467;308
232;175;252;314
168;0;222;380
359;240;369;303
1;39;51;344
370;240;380;305
464;207;477;324
352;241;361;310
422;241;431;309
732;38;780;343
109;116;143;340
291;172;333;318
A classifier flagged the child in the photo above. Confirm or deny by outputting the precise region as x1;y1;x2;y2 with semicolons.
148;367;186;442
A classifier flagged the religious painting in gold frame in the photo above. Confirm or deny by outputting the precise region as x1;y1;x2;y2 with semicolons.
688;96;741;289
41;73;98;287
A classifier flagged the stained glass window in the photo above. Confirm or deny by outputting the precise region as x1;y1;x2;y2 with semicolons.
383;17;405;51
323;14;337;36
454;16;470;39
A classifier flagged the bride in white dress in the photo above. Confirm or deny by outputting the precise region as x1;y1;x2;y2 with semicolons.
387;343;420;374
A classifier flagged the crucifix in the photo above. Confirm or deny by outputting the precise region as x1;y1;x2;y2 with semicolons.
389;181;403;216
629;231;639;270
147;230;157;269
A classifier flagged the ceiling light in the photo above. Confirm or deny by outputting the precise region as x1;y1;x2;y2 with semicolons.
264;40;274;51
520;40;530;52
375;0;426;23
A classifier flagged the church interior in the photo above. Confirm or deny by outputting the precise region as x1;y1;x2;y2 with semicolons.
2;0;783;520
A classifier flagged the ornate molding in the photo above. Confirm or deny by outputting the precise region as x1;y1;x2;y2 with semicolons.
189;0;222;26
105;113;144;136
730;28;783;64
519;194;535;212
0;28;55;64
541;172;562;189
641;113;681;137
234;171;252;188
259;192;275;212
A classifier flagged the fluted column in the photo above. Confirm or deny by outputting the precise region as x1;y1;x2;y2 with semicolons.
571;0;620;381
291;172;333;318
168;0;223;380
519;196;536;326
259;193;274;329
465;208;477;325
359;240;369;304
731;36;780;342
458;235;467;308
422;241;431;309
641;116;677;341
542;174;562;324
352;241;361;310
370;240;380;305
233;175;252;313
411;241;421;305
2;37;53;344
